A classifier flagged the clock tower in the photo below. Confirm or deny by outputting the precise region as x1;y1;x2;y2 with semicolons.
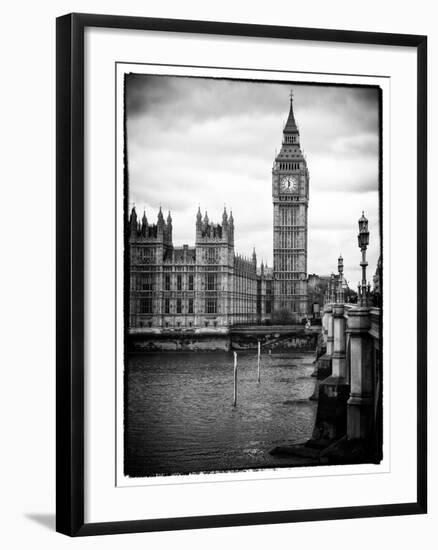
272;91;309;320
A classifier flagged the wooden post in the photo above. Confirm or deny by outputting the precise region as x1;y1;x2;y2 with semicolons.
257;341;261;383
233;351;237;407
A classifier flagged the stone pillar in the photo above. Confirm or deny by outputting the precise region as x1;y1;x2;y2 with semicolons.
322;305;329;344
310;302;349;440
326;305;334;356
331;304;347;380
346;307;374;439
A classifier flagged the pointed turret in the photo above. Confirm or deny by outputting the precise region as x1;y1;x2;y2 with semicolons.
129;206;138;237
157;206;165;239
252;247;257;268
204;210;209;225
157;208;163;229
141;210;148;237
166;210;173;244
222;206;228;225
283;89;298;133
228;210;234;245
195;206;202;243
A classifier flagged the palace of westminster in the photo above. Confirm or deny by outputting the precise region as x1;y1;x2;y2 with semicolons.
128;92;310;330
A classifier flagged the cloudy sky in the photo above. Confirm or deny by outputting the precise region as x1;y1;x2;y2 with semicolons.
126;74;381;286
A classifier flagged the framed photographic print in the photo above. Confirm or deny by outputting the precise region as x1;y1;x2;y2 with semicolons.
56;13;427;536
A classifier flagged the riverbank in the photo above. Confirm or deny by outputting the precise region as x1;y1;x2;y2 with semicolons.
127;325;320;352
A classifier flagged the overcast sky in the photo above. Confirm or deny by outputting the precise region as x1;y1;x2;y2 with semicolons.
126;74;381;286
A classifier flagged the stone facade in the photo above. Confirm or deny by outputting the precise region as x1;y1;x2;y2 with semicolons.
128;207;273;330
128;92;311;333
272;93;309;320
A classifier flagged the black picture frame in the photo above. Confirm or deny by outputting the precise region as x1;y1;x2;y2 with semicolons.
56;12;427;537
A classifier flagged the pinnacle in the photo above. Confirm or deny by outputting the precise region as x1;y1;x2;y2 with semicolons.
283;92;298;133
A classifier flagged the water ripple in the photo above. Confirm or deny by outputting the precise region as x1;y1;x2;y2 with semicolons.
125;351;317;477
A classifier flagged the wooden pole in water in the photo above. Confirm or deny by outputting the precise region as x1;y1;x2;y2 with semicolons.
233;351;237;407
257;341;261;383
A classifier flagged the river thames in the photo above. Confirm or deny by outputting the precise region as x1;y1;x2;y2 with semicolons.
125;350;318;477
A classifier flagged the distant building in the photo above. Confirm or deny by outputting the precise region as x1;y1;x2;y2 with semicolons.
308;273;330;294
308;274;331;314
372;256;382;307
308;273;355;311
128;206;273;330
373;256;382;294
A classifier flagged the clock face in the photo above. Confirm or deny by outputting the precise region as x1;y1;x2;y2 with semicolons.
280;175;298;193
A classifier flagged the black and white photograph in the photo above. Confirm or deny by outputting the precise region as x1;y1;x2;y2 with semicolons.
0;1;431;545
123;74;383;478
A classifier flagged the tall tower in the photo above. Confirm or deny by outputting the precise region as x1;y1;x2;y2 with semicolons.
272;91;309;320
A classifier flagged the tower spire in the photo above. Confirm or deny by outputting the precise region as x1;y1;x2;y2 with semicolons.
129;206;138;237
222;205;228;225
157;206;164;230
272;90;309;320
284;89;298;133
141;209;148;236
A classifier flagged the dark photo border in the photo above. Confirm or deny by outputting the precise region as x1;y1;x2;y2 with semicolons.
56;13;427;536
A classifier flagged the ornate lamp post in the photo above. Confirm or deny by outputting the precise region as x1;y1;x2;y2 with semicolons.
357;211;370;306
337;254;344;303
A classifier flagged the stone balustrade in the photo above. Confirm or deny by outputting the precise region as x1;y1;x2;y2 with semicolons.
310;298;382;461
332;303;347;381
346;307;375;440
325;304;334;356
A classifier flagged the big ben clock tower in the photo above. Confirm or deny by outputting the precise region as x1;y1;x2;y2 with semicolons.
272;91;309;320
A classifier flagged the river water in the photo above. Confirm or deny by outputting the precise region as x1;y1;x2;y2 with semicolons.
125;351;318;477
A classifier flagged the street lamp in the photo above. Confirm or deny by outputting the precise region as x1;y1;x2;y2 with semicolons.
357;211;370;306
337;254;344;303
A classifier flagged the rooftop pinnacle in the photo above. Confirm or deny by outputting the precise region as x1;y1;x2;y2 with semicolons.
283;90;298;133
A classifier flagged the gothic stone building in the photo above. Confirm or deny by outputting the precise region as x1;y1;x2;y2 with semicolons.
128;206;273;330
272;92;310;316
128;92;307;332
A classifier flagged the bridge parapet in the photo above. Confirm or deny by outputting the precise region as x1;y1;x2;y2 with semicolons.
346;307;375;440
309;302;382;460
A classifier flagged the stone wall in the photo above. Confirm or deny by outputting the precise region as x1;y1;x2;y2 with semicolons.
128;332;230;352
230;329;317;351
127;326;319;352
